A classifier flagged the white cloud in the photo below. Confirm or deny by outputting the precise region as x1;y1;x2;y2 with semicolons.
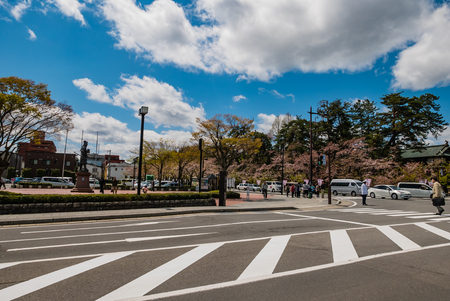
232;95;246;102
68;112;193;159
392;4;450;90
73;75;205;129
27;28;36;40
255;113;277;134
99;0;433;82
11;0;31;21
47;0;87;25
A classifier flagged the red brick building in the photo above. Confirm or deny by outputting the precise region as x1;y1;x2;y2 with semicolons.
17;131;76;177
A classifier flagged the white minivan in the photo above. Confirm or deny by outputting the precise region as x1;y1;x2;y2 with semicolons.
266;181;282;192
397;182;445;198
330;179;363;196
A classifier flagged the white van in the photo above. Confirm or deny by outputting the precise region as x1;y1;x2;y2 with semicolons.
41;176;75;187
266;181;282;192
397;182;445;198
89;178;100;188
330;179;363;196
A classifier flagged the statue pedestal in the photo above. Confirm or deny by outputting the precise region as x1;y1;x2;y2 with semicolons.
71;171;94;193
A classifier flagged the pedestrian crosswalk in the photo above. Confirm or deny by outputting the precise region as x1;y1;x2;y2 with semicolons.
328;208;448;220
1;221;450;300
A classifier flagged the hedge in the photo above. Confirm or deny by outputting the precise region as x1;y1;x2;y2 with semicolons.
0;192;214;204
209;190;241;199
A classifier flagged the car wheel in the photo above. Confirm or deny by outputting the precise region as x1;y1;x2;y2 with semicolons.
403;198;409;200
391;193;398;200
351;191;356;197
272;189;275;192
370;192;376;198
332;190;338;196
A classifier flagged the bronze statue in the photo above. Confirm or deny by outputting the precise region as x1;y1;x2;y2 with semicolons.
79;140;90;172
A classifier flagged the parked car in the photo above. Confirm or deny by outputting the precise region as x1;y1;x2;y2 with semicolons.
248;184;261;192
134;181;151;188
397;182;445;198
41;176;75;187
89;178;100;188
330;179;363;196
162;182;183;187
19;178;35;183
266;181;282;192
368;185;412;200
237;183;249;190
33;177;42;183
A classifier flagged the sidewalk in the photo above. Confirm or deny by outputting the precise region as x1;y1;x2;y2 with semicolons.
0;186;354;226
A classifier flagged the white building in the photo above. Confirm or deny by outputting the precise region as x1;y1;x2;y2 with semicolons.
106;162;132;180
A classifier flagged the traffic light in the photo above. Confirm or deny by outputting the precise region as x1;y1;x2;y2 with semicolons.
318;154;323;165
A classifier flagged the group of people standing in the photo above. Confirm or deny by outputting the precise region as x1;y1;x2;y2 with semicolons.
285;182;324;198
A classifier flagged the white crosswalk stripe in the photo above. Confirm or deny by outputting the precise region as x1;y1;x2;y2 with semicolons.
329;208;445;220
1;222;450;300
0;252;134;301
238;235;291;280
96;243;223;301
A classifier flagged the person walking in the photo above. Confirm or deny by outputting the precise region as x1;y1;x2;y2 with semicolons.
302;182;308;197
320;182;325;198
431;177;445;215
0;177;6;189
112;177;118;195
290;184;295;197
262;181;268;199
361;180;368;205
99;178;105;194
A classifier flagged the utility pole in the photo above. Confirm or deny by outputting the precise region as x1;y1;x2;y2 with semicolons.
308;107;319;185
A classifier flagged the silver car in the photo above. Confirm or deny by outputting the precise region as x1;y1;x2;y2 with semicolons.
368;185;412;200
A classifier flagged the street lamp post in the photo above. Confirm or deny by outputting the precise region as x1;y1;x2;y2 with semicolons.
132;157;137;190
137;106;148;195
198;138;203;193
281;144;284;195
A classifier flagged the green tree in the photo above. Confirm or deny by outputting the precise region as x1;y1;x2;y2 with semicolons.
192;114;262;172
274;116;309;154
51;168;60;177
350;99;385;158
0;77;74;176
379;92;448;150
144;138;174;185
317;99;353;144
172;142;198;186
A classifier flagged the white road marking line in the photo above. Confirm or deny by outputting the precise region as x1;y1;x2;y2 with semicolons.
128;241;450;301
96;243;223;301
406;214;436;219
376;226;420;250
21;221;175;234
415;223;450;240
238;235;291;280
276;212;376;227
427;217;450;221
0;262;20;270
330;230;358;262
387;213;425;217
8;233;217;252
0;252;134;301
0;218;309;244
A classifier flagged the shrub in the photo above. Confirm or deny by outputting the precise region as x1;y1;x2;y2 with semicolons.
22;168;32;178
51;169;60;177
36;169;47;178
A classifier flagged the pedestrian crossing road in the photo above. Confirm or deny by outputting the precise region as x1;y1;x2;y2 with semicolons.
1;210;450;300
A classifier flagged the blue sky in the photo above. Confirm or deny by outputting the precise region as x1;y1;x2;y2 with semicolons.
1;0;450;160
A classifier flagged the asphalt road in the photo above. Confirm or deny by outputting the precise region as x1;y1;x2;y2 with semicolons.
0;197;450;300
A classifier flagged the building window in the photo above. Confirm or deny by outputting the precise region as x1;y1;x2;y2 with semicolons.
42;160;51;166
29;159;38;165
65;161;70;167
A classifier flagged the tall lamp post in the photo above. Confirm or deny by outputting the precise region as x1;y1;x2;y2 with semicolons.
132;157;137;190
281;144;284;195
198;137;203;193
137;106;148;195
